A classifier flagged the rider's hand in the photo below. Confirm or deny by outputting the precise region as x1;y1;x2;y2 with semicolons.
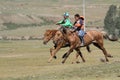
56;23;60;25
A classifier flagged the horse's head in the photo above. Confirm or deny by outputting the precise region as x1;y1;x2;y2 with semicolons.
43;30;57;45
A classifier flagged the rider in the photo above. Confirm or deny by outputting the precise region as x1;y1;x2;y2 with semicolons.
56;12;73;29
74;14;85;46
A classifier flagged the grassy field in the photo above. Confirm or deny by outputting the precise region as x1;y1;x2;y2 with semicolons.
0;40;120;80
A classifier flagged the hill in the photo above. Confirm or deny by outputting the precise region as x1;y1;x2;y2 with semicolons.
0;0;120;36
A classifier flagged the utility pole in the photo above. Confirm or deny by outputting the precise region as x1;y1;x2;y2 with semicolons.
83;0;86;31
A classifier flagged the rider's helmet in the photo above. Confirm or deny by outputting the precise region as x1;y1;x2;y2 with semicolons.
63;12;69;17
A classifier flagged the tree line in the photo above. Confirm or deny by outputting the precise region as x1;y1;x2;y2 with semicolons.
104;5;120;37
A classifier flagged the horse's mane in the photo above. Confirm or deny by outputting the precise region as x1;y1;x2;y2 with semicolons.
64;29;77;36
46;29;58;36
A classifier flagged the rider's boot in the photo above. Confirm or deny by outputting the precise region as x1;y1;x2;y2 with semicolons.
80;36;84;46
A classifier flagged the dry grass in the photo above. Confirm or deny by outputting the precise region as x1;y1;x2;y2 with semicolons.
0;40;120;80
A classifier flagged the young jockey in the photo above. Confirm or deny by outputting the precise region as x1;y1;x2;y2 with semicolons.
56;12;73;28
74;14;85;46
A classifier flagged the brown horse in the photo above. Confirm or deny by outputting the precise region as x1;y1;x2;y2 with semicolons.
43;29;91;63
53;28;113;63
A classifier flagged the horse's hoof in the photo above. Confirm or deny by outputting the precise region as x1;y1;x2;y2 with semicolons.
100;58;106;62
47;60;51;63
106;60;109;62
71;62;74;64
89;51;91;53
62;61;65;64
47;61;50;63
107;54;113;58
83;60;86;62
53;56;57;59
76;61;80;64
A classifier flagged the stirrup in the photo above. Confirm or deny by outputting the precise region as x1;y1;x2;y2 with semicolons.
80;43;84;47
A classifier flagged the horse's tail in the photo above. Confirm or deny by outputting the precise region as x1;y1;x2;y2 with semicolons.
102;32;119;42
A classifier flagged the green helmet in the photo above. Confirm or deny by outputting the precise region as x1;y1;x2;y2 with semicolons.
63;12;69;17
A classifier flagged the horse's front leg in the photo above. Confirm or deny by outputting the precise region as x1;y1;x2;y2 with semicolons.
62;46;74;64
48;45;61;63
50;47;57;59
50;47;54;56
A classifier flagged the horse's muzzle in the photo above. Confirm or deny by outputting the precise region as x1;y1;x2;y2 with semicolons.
53;40;57;44
43;41;47;45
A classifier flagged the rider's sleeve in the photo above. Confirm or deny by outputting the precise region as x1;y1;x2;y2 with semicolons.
57;20;64;24
61;19;72;27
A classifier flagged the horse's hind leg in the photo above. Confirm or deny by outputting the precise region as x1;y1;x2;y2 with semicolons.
75;48;85;62
71;52;80;64
100;46;109;62
92;42;102;50
93;41;109;62
93;42;113;57
86;46;91;53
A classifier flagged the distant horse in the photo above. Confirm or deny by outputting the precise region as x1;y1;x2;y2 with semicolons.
53;28;113;63
43;29;91;63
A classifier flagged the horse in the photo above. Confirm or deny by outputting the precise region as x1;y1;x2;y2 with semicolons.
53;27;113;63
43;29;91;63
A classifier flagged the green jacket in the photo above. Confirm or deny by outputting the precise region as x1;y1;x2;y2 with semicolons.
57;18;73;28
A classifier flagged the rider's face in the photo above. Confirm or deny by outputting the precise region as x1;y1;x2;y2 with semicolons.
74;16;79;21
64;16;67;19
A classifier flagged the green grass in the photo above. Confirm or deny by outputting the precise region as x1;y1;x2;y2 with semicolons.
0;40;120;80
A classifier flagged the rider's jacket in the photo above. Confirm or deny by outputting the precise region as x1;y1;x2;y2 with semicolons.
74;19;84;31
57;18;73;28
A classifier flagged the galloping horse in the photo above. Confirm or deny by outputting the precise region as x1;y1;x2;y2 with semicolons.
53;28;113;63
43;29;91;63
